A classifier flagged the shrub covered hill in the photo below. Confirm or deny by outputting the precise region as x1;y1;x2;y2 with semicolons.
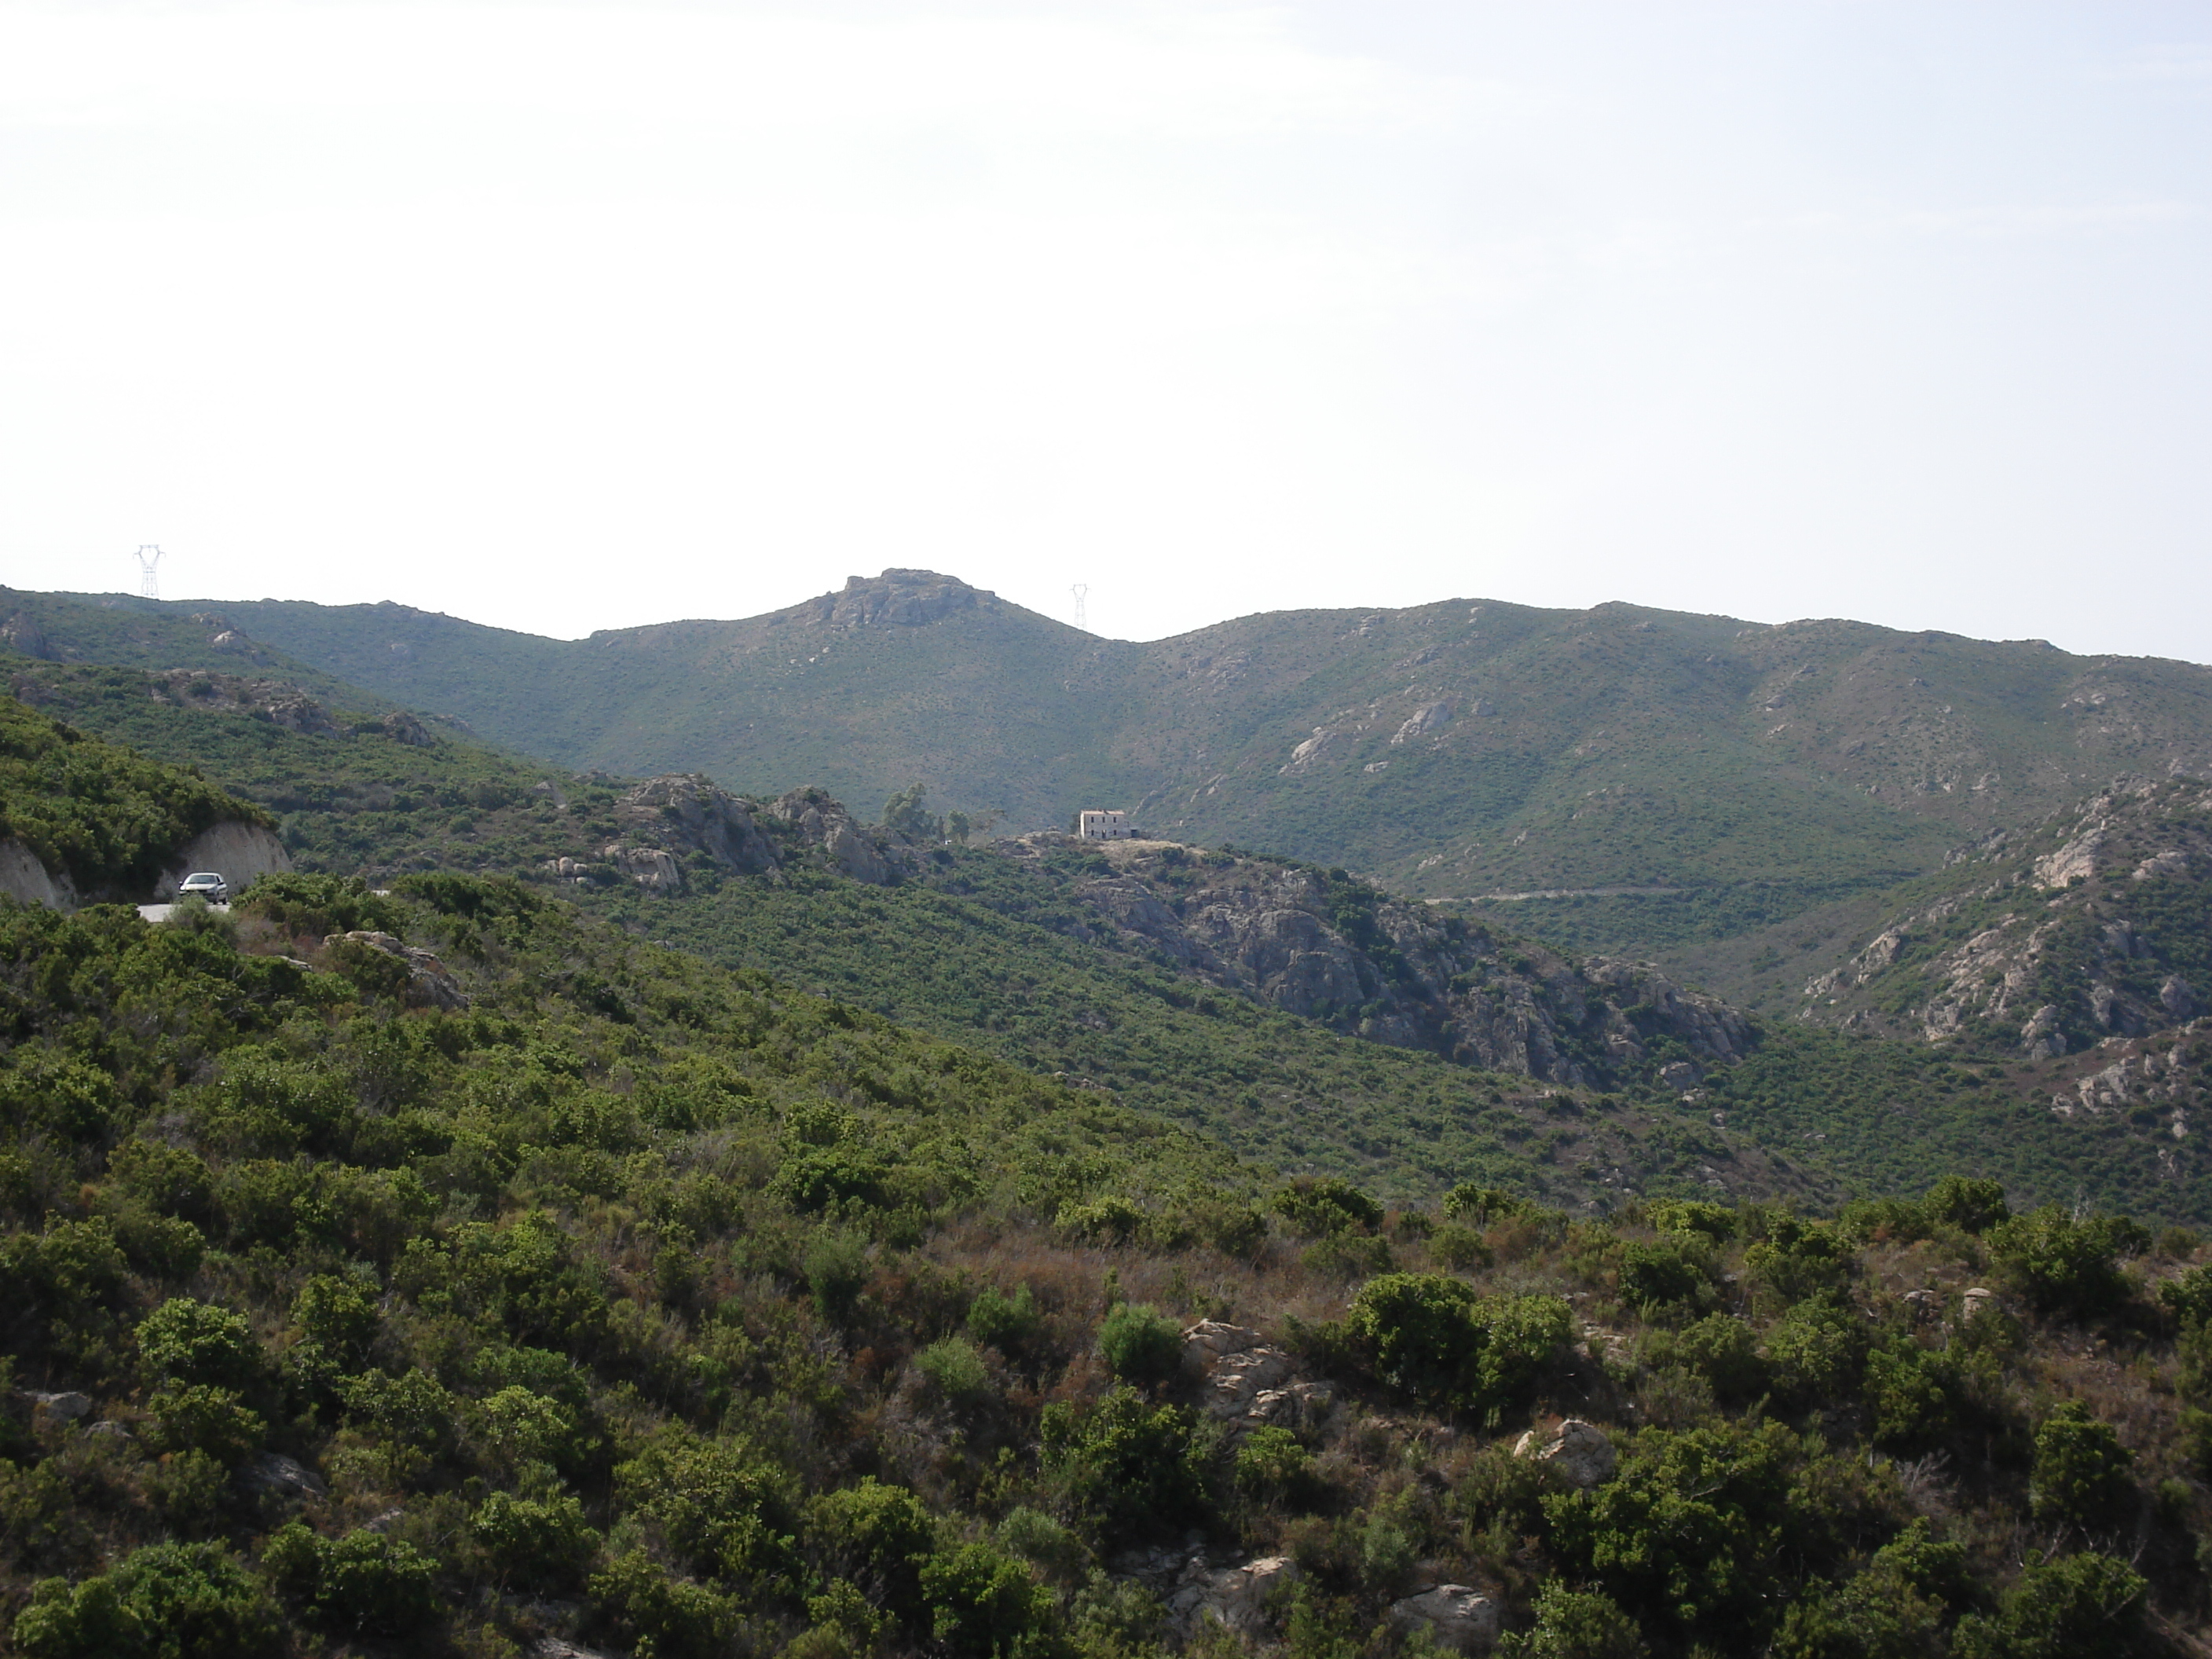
8;855;2212;1651
7;655;2207;1228
16;571;2212;969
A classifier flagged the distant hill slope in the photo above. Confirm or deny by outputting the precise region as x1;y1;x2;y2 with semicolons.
31;574;2212;961
9;644;2203;1222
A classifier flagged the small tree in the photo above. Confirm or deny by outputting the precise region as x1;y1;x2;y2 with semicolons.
1098;1302;1182;1386
2030;1403;2134;1533
882;785;943;842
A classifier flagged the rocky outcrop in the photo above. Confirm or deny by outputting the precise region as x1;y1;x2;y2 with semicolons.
0;840;77;910
1040;840;1746;1091
616;775;777;877
800;569;998;631
1391;701;1453;746
239;1450;327;1500
145;668;347;738
1511;1419;1617;1488
1181;1320;1335;1434
156;822;291;900
368;711;436;747
596;845;685;892
1167;1556;1299;1638
1116;1542;1298;1639
1801;779;2212;1055
1388;1585;1500;1652
770;787;907;884
539;778;918;894
0;611;53;660
21;1390;92;1422
325;931;469;1011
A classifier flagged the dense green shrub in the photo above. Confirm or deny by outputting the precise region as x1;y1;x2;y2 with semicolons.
803;1231;870;1324
967;1283;1041;1353
1770;1519;1964;1658
1498;1581;1648;1658
808;1478;933;1616
1041;1386;1210;1548
1346;1273;1571;1416
1097;1302;1182;1386
1617;1238;1714;1316
1745;1220;1852;1306
1951;1551;2148;1658
1921;1175;2011;1233
1273;1177;1383;1237
1544;1420;1800;1644
13;1542;282;1659
917;1337;992;1404
1429;1222;1492;1270
2029;1404;2135;1532
470;1491;599;1589
612;1427;797;1588
303;1530;441;1635
1646;1199;1737;1243
145;1384;265;1462
1442;1184;1530;1227
587;1553;739;1659
1987;1207;2149;1319
917;1542;1055;1658
1762;1295;1868;1401
1862;1342;1956;1453
1234;1425;1320;1508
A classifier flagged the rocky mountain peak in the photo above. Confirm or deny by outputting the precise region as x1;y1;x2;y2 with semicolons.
803;569;998;631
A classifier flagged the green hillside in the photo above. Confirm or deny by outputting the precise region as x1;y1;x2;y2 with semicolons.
30;575;2212;968
5;661;623;882
7;658;2203;1228
5;873;2212;1657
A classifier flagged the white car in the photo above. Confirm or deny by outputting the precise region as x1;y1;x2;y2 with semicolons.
177;871;230;903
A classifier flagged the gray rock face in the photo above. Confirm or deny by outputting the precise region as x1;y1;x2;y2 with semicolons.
599;844;685;892
1390;701;1453;745
24;1391;92;1421
0;840;76;910
771;788;903;884
804;569;996;630
1163;1555;1299;1637
240;1451;327;1500
156;822;292;901
1800;782;2212;1060
617;775;777;877
1511;1419;1617;1488
373;711;436;747
1388;1585;1500;1652
1181;1320;1333;1433
1055;843;1745;1090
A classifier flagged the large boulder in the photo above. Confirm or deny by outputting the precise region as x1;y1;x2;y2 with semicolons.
1389;1585;1500;1652
1165;1555;1298;1637
1511;1419;1617;1489
1180;1320;1332;1432
600;844;686;892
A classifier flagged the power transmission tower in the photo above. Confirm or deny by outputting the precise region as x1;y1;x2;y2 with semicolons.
134;546;165;599
1071;584;1089;632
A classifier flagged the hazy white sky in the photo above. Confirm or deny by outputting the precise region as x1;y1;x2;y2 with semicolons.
3;2;2207;657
